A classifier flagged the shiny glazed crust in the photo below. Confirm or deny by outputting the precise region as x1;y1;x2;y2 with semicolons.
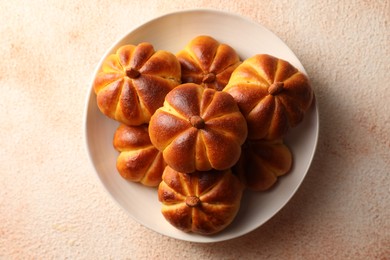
177;35;241;91
223;54;313;140
233;139;292;191
93;43;181;125
158;166;244;235
113;124;166;187
149;83;248;173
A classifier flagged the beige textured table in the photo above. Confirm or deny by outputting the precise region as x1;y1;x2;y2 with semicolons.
1;1;389;259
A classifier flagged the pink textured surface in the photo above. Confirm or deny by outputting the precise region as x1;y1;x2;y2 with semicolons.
0;0;389;259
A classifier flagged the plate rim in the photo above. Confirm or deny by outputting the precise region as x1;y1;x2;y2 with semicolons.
83;8;319;243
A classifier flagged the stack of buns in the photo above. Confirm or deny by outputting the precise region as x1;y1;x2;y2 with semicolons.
93;35;313;235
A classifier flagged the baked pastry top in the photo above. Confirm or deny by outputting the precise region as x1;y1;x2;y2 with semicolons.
158;166;244;235
94;42;181;126
149;83;248;173
113;124;166;187
223;54;313;140
92;37;315;236
233;139;292;191
177;35;241;91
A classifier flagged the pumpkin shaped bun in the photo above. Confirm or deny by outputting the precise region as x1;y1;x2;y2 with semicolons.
176;35;241;91
233;139;292;191
158;166;244;235
149;83;248;173
223;54;313;140
93;43;181;126
113;124;166;187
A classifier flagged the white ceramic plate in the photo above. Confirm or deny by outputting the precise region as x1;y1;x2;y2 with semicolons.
84;9;319;243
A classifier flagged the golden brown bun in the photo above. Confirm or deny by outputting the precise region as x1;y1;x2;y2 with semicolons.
158;166;244;235
94;43;181;125
113;124;166;187
149;83;248;173
223;54;313;140
233;139;292;191
176;35;241;91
